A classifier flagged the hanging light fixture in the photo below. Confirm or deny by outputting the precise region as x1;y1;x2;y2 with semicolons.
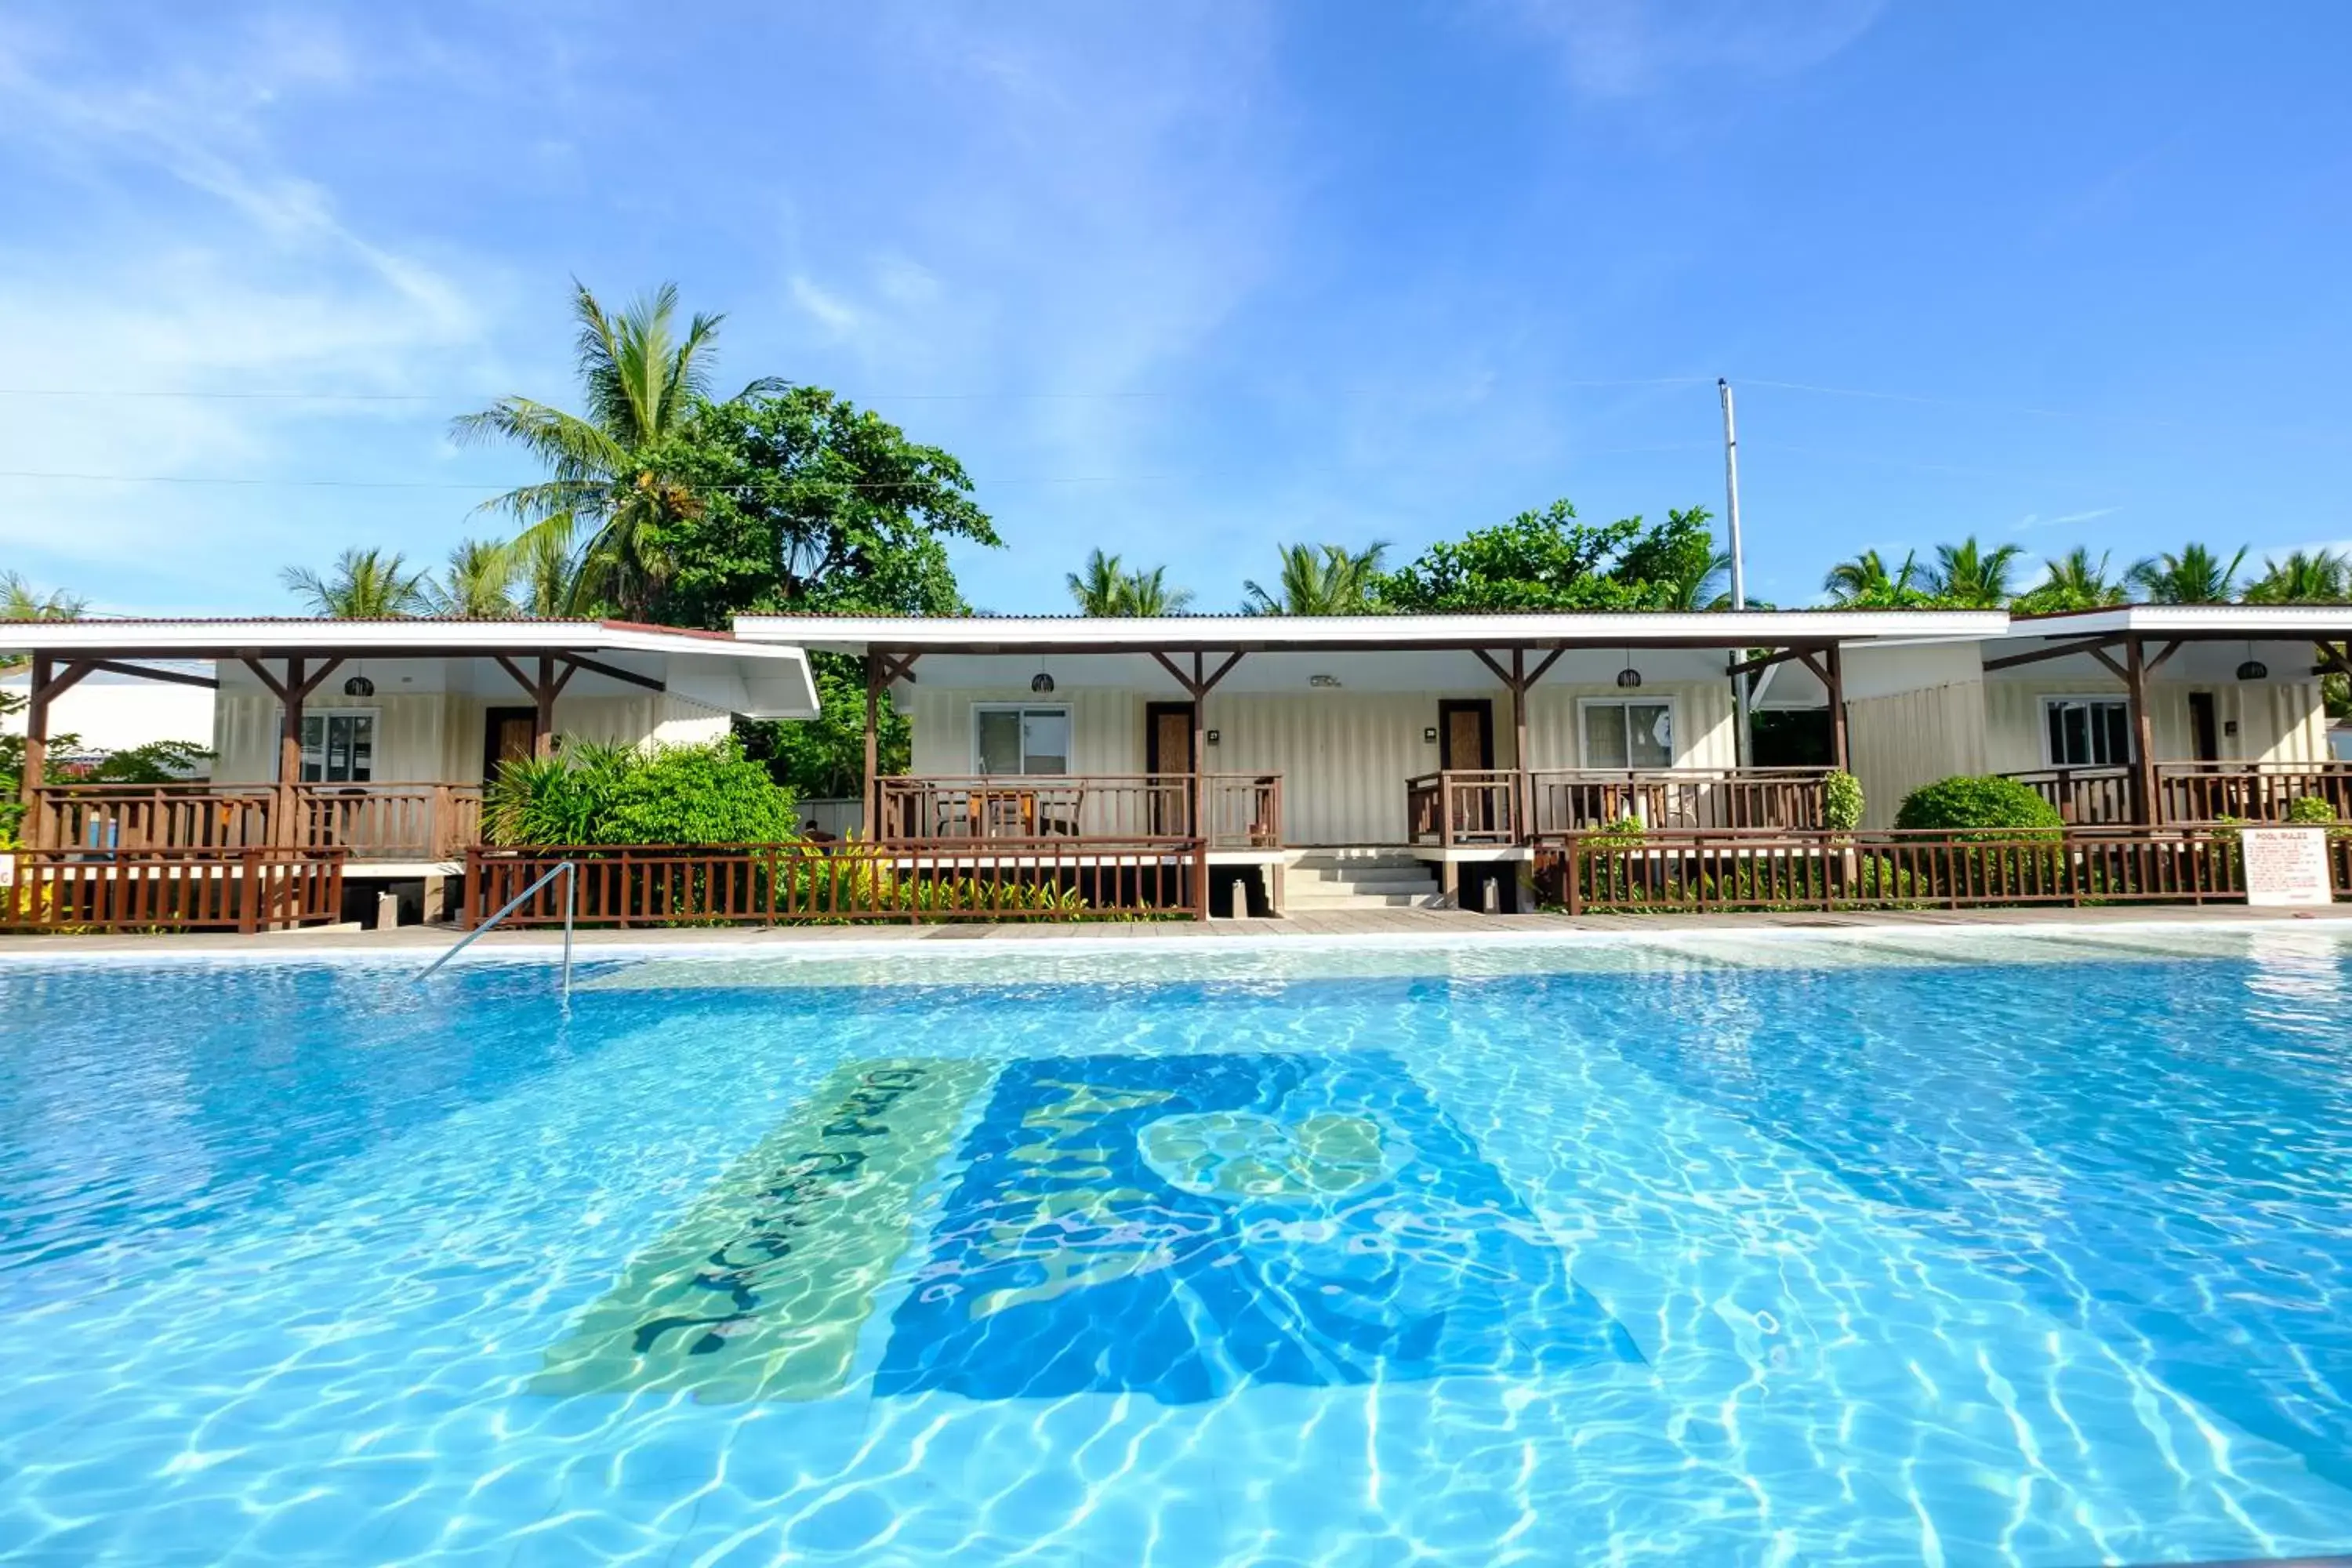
343;675;375;698
2236;640;2267;682
1615;647;1642;689
1030;671;1056;695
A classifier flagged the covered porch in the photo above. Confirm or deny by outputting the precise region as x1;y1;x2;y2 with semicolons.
1984;606;2350;826
11;620;820;870
736;608;2002;909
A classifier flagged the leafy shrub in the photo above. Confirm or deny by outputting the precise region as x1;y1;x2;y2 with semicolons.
2287;795;2337;827
484;738;798;847
1893;775;2063;837
1590;814;1646;845
1821;770;1864;832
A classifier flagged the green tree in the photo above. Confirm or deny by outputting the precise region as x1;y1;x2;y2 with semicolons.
1821;548;1935;608
1243;542;1391;615
1924;536;2025;608
2013;547;2129;614
2245;548;2350;604
2128;543;2247;604
514;518;587;618
630;387;999;804
1372;502;1711;612
426;539;521;618
639;387;997;627
1119;564;1192;615
281;548;431;617
452;281;771;617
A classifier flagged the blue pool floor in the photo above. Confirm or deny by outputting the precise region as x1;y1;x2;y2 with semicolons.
3;931;2352;1565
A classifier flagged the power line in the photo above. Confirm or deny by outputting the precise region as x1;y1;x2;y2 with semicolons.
0;376;1715;404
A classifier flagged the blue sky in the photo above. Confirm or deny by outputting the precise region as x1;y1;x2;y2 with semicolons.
2;1;2349;615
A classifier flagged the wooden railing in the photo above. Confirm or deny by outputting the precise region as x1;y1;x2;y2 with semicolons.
873;774;1280;849
0;848;347;933
465;838;1207;926
2003;767;2135;826
1533;826;2273;915
2156;761;2352;824
1405;771;1521;846
1526;768;1833;832
27;783;481;860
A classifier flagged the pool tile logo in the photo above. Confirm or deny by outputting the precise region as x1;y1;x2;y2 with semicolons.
874;1052;1640;1404
535;1058;994;1403
539;1051;1637;1406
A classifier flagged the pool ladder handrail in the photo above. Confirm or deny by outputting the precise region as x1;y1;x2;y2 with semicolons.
417;859;575;996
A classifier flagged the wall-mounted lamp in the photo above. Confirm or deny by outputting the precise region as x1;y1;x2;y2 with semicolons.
1308;673;1341;688
343;676;375;698
1423;726;1439;743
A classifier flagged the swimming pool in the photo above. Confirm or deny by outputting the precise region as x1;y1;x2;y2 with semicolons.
4;926;2352;1565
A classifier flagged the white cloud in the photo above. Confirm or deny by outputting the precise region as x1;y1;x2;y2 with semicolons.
1497;0;1886;97
2013;506;2120;532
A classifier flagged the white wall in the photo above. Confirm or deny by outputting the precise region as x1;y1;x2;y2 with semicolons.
1;667;215;760
1984;676;2325;772
211;690;730;783
904;677;1733;845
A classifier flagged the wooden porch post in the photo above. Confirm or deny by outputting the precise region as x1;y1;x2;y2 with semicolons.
2126;633;2158;825
864;652;881;840
532;655;557;759
1825;641;1849;771
1191;653;1209;841
21;653;51;848
278;656;306;848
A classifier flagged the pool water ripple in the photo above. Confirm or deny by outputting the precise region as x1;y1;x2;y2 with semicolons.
2;934;2351;1564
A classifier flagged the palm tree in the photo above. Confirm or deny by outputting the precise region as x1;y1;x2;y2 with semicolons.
2013;546;2129;614
281;548;431;618
2244;548;2350;604
1067;549;1133;615
2128;543;2247;604
1243;542;1390;615
1;572;85;674
1923;535;2024;608
426;539;521;618
514;516;586;617
1655;550;1734;611
1120;564;1193;615
452;281;770;617
1820;548;1929;607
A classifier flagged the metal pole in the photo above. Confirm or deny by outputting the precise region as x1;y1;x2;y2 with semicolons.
1719;379;1751;768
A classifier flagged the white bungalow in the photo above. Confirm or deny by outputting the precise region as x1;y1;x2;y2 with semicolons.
8;619;819;918
734;609;2007;913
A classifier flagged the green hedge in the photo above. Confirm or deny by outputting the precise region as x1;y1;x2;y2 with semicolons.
484;738;800;847
1893;775;2063;835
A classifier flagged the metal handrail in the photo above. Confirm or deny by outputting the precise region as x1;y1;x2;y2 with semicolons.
417;859;575;996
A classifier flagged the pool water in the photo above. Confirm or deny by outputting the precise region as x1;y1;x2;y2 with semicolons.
5;927;2352;1565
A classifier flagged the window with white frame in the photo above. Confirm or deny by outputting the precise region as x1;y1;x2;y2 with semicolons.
2042;697;2132;768
299;710;376;782
973;704;1070;775
1580;699;1675;769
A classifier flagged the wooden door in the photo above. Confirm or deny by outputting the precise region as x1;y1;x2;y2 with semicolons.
2188;691;2220;762
1145;701;1195;833
483;707;539;782
1439;699;1494;770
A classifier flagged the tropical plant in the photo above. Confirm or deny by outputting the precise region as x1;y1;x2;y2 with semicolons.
426;539;520;619
1374;501;1728;613
1821;770;1864;833
2;572;85;673
1893;775;2064;836
1652;548;1734;611
280;548;432;618
82;739;212;783
2127;543;2247;605
639;387;997;627
2244;549;2350;605
482;737;798;847
2013;547;2129;614
1243;542;1391;615
514;517;587;618
1065;550;1192;615
453;281;775;617
1820;549;1934;608
1923;536;2025;608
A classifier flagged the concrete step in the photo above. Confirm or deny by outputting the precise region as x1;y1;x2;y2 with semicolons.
1290;870;1438;893
1283;889;1443;910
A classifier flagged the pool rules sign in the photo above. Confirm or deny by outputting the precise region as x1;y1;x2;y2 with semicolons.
2242;826;2335;907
